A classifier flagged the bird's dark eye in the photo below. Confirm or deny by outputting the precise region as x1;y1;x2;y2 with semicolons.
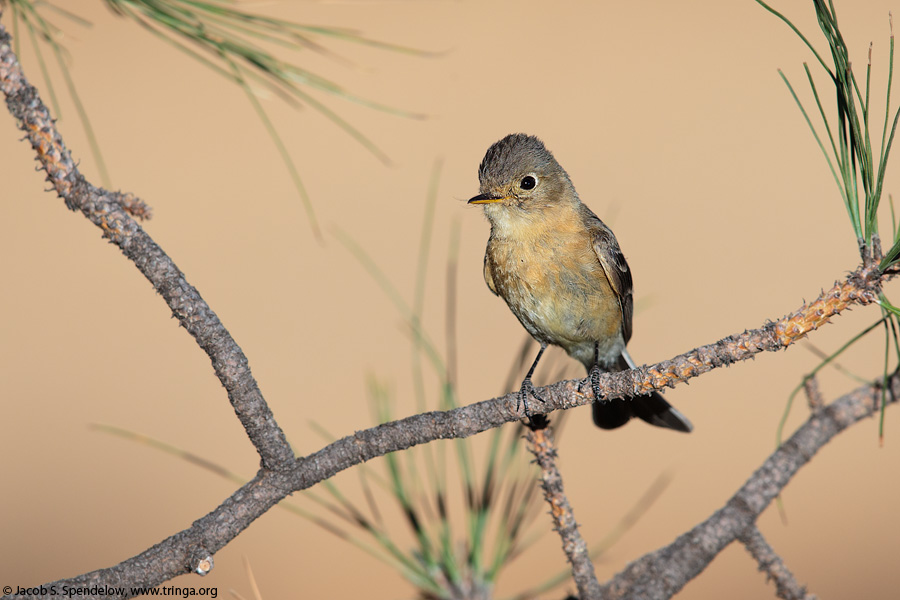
520;175;537;190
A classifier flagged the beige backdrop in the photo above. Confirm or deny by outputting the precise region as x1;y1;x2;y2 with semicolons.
2;1;899;598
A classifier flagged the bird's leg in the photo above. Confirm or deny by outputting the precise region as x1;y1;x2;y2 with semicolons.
589;341;604;402
518;342;547;416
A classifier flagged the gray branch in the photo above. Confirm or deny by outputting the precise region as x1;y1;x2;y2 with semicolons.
527;418;603;599
739;526;817;600
597;372;896;600
0;13;294;472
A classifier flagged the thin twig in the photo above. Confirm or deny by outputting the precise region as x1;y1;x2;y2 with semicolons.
738;526;818;600
108;191;153;220
526;417;602;599
804;374;825;411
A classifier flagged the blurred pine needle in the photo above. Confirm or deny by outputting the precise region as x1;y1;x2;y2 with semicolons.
5;0;430;238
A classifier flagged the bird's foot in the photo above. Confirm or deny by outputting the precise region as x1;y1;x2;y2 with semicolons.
517;377;545;418
589;364;604;403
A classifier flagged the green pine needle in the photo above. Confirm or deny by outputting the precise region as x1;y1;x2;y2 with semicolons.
762;0;900;267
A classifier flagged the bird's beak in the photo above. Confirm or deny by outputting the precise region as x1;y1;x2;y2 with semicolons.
468;193;504;204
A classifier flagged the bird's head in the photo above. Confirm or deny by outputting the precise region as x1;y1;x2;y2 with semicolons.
468;134;578;221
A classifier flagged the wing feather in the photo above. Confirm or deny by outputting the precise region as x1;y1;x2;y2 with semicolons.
483;252;498;296
581;205;634;343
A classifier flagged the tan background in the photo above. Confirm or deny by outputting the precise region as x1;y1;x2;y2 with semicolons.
2;1;899;598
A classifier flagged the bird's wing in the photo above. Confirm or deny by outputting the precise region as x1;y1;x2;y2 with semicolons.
483;252;498;296
582;204;635;344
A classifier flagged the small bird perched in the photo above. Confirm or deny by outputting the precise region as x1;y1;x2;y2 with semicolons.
468;133;692;432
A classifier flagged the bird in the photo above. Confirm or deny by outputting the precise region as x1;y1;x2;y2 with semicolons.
468;133;692;432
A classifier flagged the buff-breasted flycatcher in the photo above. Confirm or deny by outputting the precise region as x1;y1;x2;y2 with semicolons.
469;133;692;432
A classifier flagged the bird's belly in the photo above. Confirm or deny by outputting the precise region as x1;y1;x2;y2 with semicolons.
488;241;623;368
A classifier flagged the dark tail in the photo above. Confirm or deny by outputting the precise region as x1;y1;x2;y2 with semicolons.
590;350;693;432
592;391;693;432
